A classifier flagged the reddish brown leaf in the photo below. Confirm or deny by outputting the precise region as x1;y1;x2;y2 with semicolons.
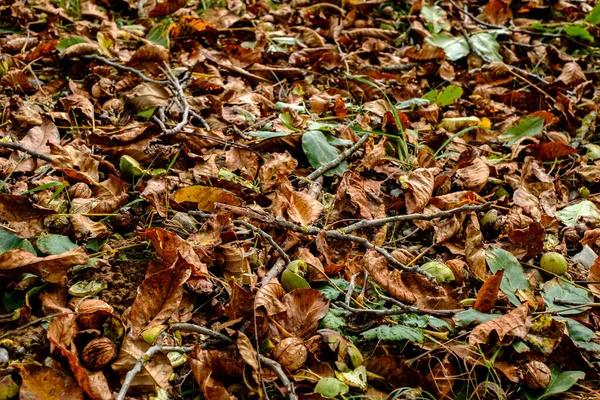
529;141;578;161
473;270;504;313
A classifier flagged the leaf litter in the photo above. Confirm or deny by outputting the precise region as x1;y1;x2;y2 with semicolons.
1;0;600;399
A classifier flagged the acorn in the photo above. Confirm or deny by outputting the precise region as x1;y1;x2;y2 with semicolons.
81;337;117;370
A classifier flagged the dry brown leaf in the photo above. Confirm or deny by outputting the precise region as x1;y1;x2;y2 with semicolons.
0;247;88;283
473;270;504;313
405;168;435;213
469;303;530;346
15;363;86;399
281;288;329;339
127;263;192;337
111;336;172;391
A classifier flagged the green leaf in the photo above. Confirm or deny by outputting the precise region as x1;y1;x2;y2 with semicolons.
314;377;349;398
561;318;600;353
307;120;340;132
137;107;156;120
436;85;463;106
586;3;600;24
37;234;78;255
302;130;348;176
422;90;439;104
320;309;347;331
420;5;450;34
316;279;349;300
361;324;424;343
565;24;594;42
426;33;470;61
525;365;585;400
500;116;544;145
469;31;504;62
20;181;63;195
57;36;88;53
556;200;600;227
324;133;352;147
146;25;170;49
486;248;530;306
0;227;35;256
542;278;591;315
248;131;291;139
454;309;502;327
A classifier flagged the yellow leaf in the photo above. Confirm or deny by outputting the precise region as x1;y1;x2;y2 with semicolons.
171;186;240;211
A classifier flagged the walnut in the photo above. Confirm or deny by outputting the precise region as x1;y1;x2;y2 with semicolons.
81;338;117;370
68;182;92;199
523;361;551;390
272;337;307;371
75;299;113;330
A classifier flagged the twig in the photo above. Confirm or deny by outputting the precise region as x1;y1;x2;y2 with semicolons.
170;323;297;400
306;133;371;181
84;54;168;84
446;0;561;38
214;204;434;280
187;212;291;267
170;322;233;343
342;203;491;233
234;220;291;265
335;300;462;317
0;142;53;162
116;344;194;400
262;258;286;286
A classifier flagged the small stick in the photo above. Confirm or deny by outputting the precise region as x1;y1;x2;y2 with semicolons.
306;133;370;181
84;54;168;84
116;344;194;400
0;142;52;162
234;220;291;265
262;258;286;286
342;203;490;233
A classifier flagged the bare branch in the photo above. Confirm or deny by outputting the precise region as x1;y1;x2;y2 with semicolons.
342;203;491;233
116;343;194;400
0;142;53;162
234;220;291;265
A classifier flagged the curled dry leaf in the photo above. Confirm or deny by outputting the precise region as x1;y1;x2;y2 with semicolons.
469;303;530;346
404;168;435;214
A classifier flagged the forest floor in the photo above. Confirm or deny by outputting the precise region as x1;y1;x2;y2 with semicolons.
2;0;600;399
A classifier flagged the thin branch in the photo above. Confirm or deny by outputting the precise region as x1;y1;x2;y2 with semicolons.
170;322;297;400
214;203;434;280
446;0;561;38
262;258;287;286
0;142;53;162
116;344;194;400
342;203;491;233
234;220;291;264
170;322;233;343
84;54;168;84
306;133;370;181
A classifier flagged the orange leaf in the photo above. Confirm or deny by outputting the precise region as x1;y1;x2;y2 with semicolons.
149;0;187;17
473;270;504;313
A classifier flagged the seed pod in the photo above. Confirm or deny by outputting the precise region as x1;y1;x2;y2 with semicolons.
81;337;117;370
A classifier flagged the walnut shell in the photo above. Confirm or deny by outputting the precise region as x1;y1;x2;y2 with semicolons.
523;361;551;390
68;182;92;199
272;337;307;371
81;337;117;370
76;299;113;330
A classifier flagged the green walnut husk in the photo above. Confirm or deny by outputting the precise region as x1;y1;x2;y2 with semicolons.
540;252;568;275
420;261;455;284
119;155;149;178
281;260;310;292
